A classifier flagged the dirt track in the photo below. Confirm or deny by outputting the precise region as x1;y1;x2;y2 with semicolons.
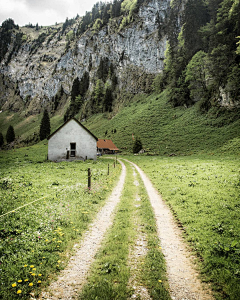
38;160;126;299
127;160;214;300
38;159;214;300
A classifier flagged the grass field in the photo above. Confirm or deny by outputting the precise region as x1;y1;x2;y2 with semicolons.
0;144;121;299
0;89;239;299
0;141;239;299
129;154;240;300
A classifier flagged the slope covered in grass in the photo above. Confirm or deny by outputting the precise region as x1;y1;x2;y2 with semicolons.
84;91;240;155
0;91;239;155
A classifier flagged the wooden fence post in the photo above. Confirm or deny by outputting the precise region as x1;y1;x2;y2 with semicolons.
108;164;110;175
88;168;91;190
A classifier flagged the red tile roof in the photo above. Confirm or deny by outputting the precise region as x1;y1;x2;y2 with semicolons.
97;139;119;151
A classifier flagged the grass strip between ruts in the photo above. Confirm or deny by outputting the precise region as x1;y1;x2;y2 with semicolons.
79;160;171;299
79;160;136;299
135;166;171;299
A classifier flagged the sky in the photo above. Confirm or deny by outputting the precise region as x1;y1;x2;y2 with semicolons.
0;0;109;27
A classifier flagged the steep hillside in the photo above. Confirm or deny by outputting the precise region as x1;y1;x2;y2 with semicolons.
85;91;240;155
1;91;239;155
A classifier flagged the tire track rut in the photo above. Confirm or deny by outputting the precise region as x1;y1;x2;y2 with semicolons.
127;159;214;300
38;160;126;300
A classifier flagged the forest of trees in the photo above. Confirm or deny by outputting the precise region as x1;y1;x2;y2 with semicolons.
154;0;240;111
77;0;145;35
66;0;240;114
0;19;20;63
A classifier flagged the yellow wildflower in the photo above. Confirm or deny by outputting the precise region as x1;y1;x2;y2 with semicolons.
37;280;41;284
24;279;29;282
38;274;42;277
29;282;33;287
23;264;28;267
158;280;162;283
17;280;22;283
12;283;17;287
17;290;22;294
30;265;34;268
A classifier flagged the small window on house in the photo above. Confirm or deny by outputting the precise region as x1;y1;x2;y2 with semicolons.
70;143;76;157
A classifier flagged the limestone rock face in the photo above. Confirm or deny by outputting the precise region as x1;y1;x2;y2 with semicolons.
0;0;171;114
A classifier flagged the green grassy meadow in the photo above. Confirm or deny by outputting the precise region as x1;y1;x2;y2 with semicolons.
0;90;239;299
0;144;121;299
130;154;240;300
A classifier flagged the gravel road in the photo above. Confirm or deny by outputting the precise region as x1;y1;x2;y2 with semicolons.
38;160;126;300
128;160;214;300
37;158;214;300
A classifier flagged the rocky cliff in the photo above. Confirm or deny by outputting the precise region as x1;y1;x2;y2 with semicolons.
0;0;178;116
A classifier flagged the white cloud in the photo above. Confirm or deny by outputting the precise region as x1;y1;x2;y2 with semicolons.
0;0;109;26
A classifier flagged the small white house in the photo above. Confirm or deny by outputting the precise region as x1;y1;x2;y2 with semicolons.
48;118;98;161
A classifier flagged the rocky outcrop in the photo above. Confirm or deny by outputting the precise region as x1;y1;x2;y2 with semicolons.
0;0;171;115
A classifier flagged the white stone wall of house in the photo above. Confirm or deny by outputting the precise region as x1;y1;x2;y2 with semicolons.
48;119;97;161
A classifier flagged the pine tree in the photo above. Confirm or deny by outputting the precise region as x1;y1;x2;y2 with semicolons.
39;109;51;140
94;79;104;107
103;87;113;112
6;125;15;143
71;77;81;101
0;132;4;147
